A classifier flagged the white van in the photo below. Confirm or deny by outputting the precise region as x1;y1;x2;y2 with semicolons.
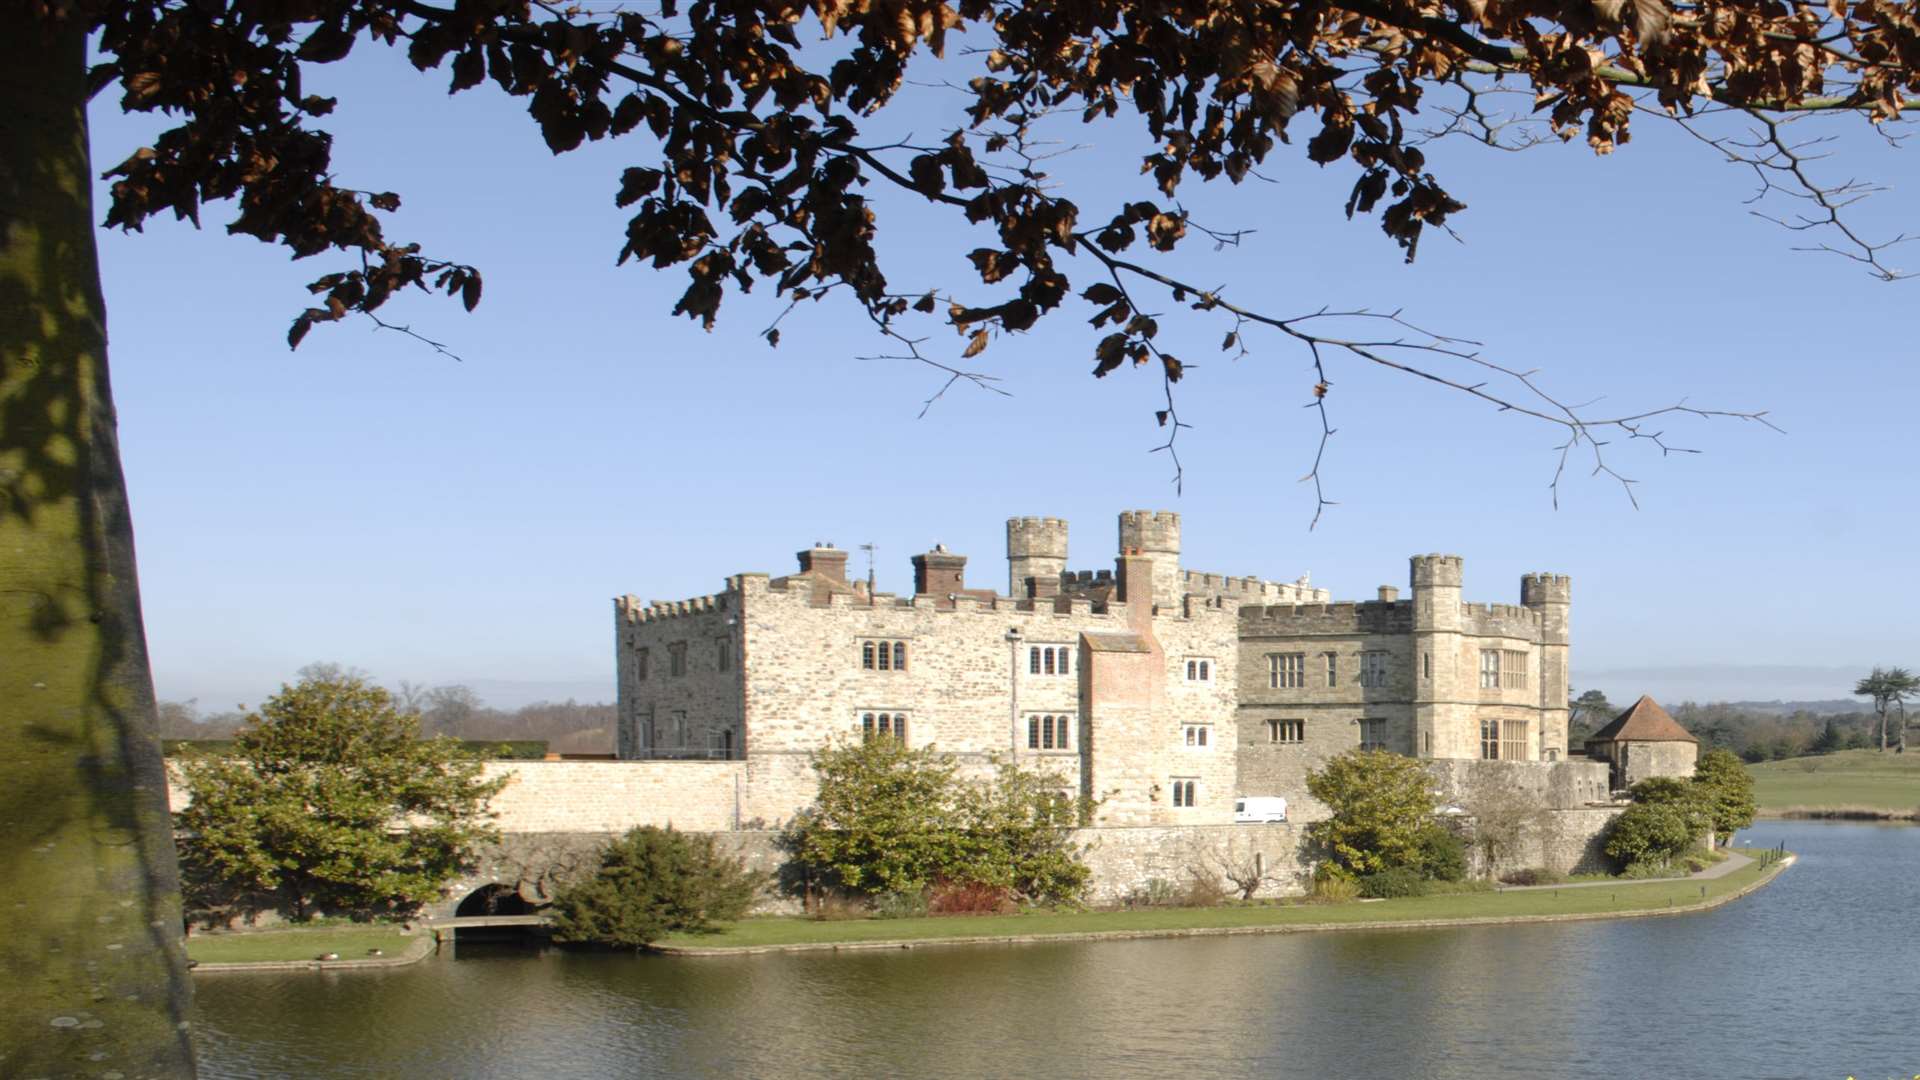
1233;796;1288;823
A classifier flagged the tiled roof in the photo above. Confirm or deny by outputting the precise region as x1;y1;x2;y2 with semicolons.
1587;695;1698;744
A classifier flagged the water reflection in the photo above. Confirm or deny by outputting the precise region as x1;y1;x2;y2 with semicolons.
194;822;1918;1080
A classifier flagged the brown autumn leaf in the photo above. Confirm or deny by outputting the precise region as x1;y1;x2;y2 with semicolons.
962;328;989;358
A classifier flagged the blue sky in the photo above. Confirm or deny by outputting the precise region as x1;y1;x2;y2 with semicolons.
86;39;1919;711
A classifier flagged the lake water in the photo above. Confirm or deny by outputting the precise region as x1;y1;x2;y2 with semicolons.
191;822;1918;1079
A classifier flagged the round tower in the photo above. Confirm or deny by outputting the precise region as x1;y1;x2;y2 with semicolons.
1006;517;1069;598
1117;509;1181;556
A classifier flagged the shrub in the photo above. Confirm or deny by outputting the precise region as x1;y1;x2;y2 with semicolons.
1123;878;1178;909
1620;860;1673;879
1357;867;1429;899
871;890;929;920
1605;801;1699;868
1308;875;1361;903
1304;750;1440;878
808;893;871;921
785;739;1092;905
1175;868;1229;908
1415;825;1468;883
548;826;762;948
927;880;1016;915
1498;867;1566;887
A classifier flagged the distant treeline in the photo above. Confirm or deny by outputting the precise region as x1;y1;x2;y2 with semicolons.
160;666;614;756
1569;691;1883;762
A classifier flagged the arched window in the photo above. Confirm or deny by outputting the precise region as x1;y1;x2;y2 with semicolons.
893;642;907;670
862;642;876;670
1029;715;1040;749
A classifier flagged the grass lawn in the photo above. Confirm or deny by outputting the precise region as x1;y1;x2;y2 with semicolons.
656;853;1783;951
1748;749;1920;816
186;922;416;964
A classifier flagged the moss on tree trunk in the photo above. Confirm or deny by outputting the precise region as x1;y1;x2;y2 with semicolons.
0;14;196;1077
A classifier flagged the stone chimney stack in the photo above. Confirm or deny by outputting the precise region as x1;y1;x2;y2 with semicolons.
797;543;847;582
911;544;968;596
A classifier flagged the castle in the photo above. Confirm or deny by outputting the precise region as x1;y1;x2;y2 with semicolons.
612;510;1588;828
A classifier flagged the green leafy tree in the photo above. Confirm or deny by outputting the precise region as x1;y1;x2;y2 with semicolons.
1603;802;1698;869
1569;689;1615;745
786;738;1090;905
547;826;762;948
174;673;506;921
1304;750;1439;880
1691;749;1757;844
1854;667;1920;753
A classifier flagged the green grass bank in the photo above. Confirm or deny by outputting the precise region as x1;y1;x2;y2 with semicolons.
655;851;1788;953
187;922;416;965
1748;750;1920;818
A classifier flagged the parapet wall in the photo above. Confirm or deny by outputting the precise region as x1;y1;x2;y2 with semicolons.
1424;758;1614;811
1182;570;1331;605
1240;600;1415;637
482;761;745;832
1463;602;1544;639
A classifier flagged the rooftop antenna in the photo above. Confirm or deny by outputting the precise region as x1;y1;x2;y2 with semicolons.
859;542;877;598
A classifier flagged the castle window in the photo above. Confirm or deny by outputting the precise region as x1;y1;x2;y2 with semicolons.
1360;718;1389;751
669;710;688;746
1029;645;1072;676
1182;724;1211;748
862;639;909;672
1501;650;1528;689
1268;719;1305;744
1171;778;1198;808
1423;652;1431;680
1028;713;1074;751
1480;718;1501;759
1360;651;1390;689
669;642;687;677
1421;731;1434;756
717;638;732;672
1501;719;1529;760
1479;649;1501;689
1325;652;1338;686
635;648;649;682
1269;653;1306;689
1185;658;1212;682
861;711;908;743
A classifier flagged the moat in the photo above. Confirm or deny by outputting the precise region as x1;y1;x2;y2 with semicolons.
191;822;1912;1079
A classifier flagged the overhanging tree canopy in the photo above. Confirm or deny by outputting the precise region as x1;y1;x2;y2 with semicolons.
7;0;1917;1074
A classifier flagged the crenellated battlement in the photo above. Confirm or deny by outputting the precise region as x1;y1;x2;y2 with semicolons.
1463;601;1543;639
1117;509;1181;554
1410;553;1465;588
1240;599;1415;637
1521;572;1573;607
616;591;731;624
1181;569;1330;605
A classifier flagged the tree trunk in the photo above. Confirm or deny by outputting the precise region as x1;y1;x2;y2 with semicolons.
1898;701;1908;755
0;15;197;1077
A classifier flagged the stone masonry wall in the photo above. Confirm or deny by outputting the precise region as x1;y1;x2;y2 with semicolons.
1424;758;1614;812
483;760;743;832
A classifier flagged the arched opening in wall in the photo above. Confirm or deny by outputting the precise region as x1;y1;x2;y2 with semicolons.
456;883;536;918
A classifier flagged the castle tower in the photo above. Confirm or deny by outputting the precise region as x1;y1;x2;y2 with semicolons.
1522;573;1573;759
1410;554;1466;758
1116;510;1182;610
1006;517;1068;598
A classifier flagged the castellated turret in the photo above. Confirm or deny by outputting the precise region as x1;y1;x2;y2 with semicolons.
1006;516;1069;598
1520;572;1572;607
1116;510;1182;609
1410;553;1464;633
1409;552;1464;589
1117;509;1181;556
1521;572;1572;645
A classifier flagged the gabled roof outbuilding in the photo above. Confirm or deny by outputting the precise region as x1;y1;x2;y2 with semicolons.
1586;695;1698;745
